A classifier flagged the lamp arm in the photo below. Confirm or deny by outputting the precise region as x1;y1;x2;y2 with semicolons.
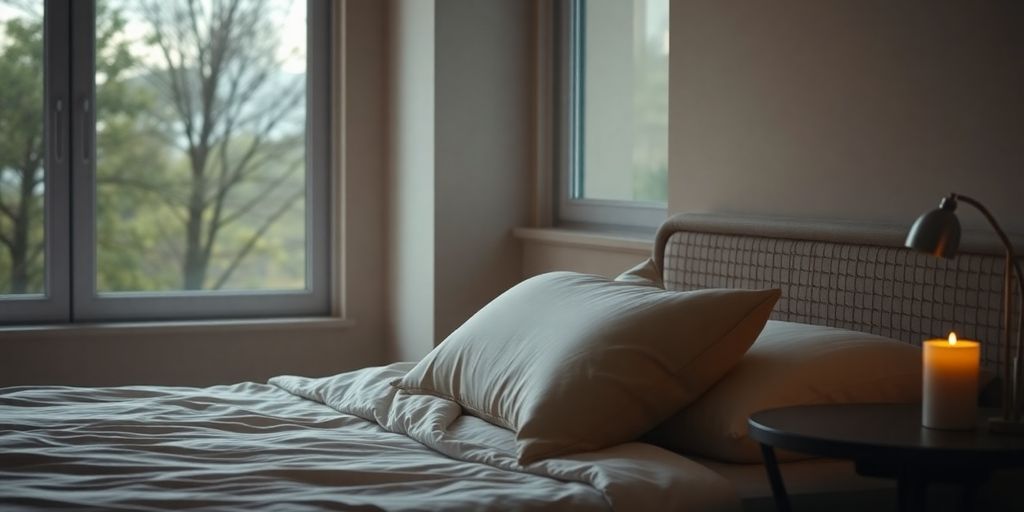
953;193;1024;419
953;194;1020;263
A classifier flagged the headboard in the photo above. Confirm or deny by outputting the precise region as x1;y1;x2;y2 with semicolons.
646;213;1022;372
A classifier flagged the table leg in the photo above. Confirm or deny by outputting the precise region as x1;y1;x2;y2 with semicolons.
959;482;978;512
760;444;791;512
897;469;928;512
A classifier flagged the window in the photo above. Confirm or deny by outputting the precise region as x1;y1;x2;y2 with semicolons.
556;0;668;228
0;0;331;323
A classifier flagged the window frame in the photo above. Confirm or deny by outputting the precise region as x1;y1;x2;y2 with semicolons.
0;0;333;324
553;0;667;230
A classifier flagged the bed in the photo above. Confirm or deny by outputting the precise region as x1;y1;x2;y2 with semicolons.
1;364;735;511
1;213;1017;511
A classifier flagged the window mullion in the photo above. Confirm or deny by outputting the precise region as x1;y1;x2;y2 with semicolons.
48;0;72;322
68;0;96;322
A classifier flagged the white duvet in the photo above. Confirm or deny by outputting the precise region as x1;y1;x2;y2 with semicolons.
0;363;739;511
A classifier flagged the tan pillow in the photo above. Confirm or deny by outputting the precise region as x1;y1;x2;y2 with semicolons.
395;271;780;464
645;320;923;463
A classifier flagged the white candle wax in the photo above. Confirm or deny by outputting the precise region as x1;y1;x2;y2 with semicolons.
922;333;980;430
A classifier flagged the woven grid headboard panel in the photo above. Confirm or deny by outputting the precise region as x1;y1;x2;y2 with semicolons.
657;214;1022;372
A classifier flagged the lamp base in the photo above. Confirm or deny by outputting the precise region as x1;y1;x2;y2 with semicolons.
988;416;1024;435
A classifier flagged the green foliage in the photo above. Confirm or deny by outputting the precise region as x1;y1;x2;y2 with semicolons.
632;163;668;203
0;10;45;293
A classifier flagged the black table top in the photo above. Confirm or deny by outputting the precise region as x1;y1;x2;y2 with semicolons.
748;404;1024;468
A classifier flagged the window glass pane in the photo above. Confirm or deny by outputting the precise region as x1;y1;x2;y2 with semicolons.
578;0;668;203
0;1;46;295
95;0;308;293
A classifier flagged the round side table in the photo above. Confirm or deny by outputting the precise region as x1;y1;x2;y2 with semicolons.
748;404;1024;512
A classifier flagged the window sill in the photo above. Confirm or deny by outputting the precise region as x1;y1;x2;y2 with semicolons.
513;225;653;254
0;316;354;338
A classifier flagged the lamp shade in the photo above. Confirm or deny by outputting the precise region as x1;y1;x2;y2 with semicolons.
905;203;961;259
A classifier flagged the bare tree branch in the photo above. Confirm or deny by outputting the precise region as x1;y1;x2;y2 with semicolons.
96;176;188;224
219;87;303;193
211;188;302;290
187;0;206;83
0;197;15;222
155;214;184;261
216;159;302;229
143;1;197;151
128;0;305;290
26;239;43;267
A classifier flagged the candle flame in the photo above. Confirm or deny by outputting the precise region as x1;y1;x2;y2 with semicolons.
948;332;957;345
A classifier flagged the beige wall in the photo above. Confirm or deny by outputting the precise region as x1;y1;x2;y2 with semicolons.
387;0;437;362
0;0;391;387
522;242;647;279
387;0;534;357
670;0;1024;233
433;0;533;342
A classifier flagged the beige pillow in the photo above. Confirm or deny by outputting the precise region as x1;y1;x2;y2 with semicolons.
395;271;780;464
645;320;923;463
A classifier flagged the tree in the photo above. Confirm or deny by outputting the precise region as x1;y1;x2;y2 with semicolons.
128;0;306;290
0;6;45;294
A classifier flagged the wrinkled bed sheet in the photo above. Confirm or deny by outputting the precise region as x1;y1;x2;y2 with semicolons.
0;363;738;511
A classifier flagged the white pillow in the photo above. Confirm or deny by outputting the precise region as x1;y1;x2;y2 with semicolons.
395;272;780;464
645;320;922;463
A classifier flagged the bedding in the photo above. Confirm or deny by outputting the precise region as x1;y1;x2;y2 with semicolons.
0;362;741;512
646;320;923;463
397;271;780;463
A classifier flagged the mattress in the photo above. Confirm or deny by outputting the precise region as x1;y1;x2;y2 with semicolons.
0;363;739;511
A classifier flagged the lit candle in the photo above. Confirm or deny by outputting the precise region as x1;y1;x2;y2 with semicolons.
922;332;980;430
